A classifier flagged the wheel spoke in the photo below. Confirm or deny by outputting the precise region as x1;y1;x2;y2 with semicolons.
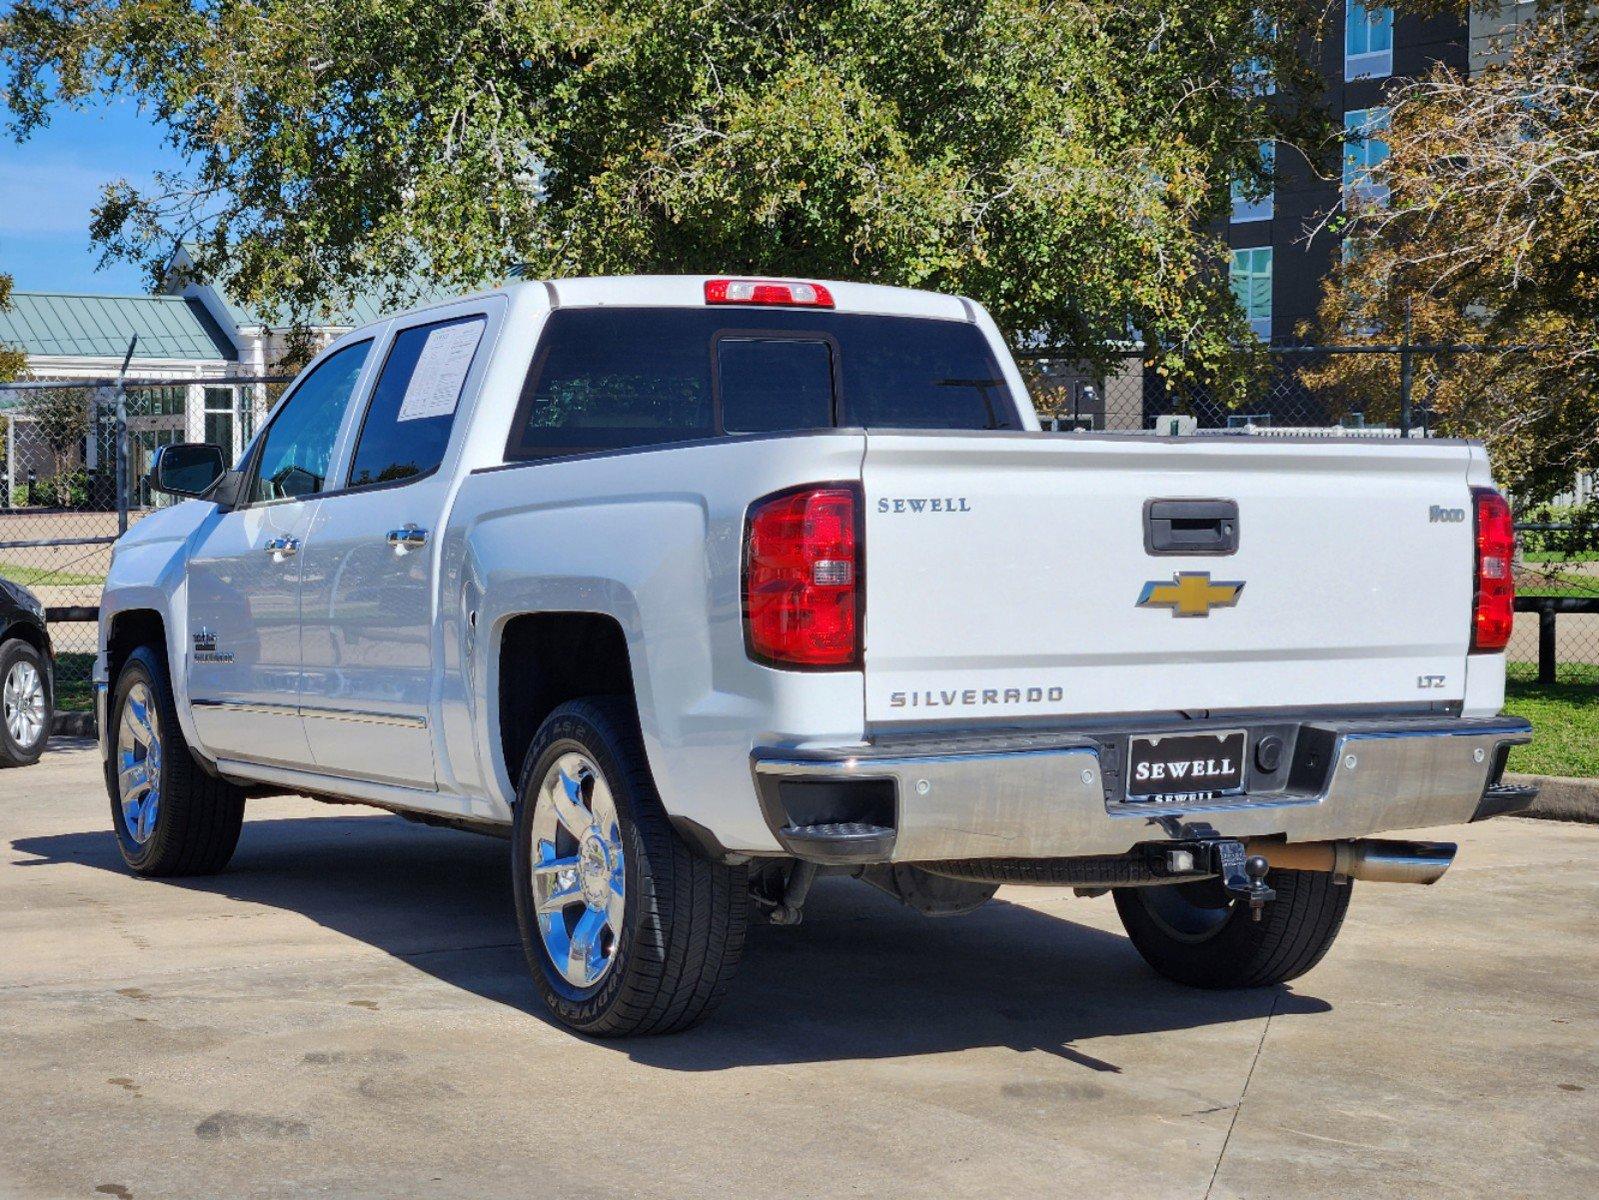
137;790;160;840
587;774;619;843
537;875;585;914
567;908;607;986
532;851;581;877
117;758;148;796
549;767;593;839
126;697;156;747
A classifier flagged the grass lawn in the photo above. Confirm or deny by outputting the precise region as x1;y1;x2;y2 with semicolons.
53;652;95;714
1503;662;1599;779
1516;568;1599;598
0;561;107;588
1522;550;1599;564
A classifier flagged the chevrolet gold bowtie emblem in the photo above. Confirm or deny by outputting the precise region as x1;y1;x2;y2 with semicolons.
1137;572;1245;618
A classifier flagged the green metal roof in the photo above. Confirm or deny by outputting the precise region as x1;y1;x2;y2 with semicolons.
0;292;236;361
217;284;452;330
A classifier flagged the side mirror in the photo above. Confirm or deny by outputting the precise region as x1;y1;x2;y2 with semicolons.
150;443;227;499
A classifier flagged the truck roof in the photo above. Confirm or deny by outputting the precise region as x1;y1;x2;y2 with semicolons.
485;275;977;323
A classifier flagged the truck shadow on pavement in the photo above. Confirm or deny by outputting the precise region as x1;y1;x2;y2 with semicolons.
13;810;1332;1072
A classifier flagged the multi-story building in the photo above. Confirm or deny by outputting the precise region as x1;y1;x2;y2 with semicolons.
1225;2;1534;346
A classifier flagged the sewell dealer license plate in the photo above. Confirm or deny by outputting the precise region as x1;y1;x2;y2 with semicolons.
1125;730;1248;802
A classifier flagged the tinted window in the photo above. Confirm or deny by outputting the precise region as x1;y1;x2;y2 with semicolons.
718;337;834;433
347;315;485;489
251;340;371;503
511;308;1016;458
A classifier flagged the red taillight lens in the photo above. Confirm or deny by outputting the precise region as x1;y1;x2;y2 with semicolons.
705;278;835;308
744;485;861;668
1471;487;1515;654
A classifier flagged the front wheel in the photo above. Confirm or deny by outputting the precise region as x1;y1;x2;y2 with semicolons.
511;698;747;1036
1113;869;1352;989
107;646;245;875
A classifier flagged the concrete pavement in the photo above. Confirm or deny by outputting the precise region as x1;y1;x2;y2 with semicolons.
1;739;1595;1199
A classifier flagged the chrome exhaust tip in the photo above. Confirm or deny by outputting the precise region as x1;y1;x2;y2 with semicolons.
1337;839;1456;885
1246;838;1457;885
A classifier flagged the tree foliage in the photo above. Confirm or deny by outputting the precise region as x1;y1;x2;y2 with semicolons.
20;385;90;485
1305;4;1599;501
0;273;24;381
2;0;1338;378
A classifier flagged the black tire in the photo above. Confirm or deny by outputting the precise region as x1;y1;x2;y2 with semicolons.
1113;869;1352;989
106;645;245;876
0;636;52;766
512;698;747;1037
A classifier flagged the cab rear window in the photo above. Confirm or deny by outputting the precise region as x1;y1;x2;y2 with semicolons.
508;307;1018;460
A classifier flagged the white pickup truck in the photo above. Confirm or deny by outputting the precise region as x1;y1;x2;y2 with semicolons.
97;275;1533;1036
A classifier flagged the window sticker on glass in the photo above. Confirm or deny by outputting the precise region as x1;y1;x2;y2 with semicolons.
397;321;483;422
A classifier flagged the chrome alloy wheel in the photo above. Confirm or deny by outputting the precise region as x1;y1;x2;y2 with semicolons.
3;659;45;748
529;752;626;990
116;682;163;844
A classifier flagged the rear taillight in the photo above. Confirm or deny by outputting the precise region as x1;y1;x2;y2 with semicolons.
705;278;835;308
744;485;861;668
1471;487;1515;654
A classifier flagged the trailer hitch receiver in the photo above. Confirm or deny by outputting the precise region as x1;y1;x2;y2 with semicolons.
1212;839;1275;919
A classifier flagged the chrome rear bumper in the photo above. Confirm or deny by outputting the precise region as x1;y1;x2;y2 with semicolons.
752;715;1533;864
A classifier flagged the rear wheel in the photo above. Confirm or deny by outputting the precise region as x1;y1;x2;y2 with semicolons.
0;637;51;766
512;698;747;1036
1113;869;1352;988
107;646;245;876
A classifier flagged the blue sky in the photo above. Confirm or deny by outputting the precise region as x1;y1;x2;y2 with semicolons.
0;97;182;294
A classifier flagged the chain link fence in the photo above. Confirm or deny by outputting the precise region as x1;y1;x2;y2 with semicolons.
0;353;1592;714
0;376;282;712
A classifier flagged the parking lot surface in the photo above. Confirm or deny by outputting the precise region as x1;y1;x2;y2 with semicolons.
2;738;1595;1199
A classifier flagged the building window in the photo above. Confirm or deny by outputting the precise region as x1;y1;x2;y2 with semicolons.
203;386;238;459
1230;247;1273;341
1345;3;1394;81
1343;108;1391;205
1236;10;1278;96
1231;142;1275;223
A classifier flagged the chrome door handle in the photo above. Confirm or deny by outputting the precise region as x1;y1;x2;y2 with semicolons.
264;536;299;558
386;525;429;551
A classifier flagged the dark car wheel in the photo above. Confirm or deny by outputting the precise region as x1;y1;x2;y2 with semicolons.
1114;869;1353;988
0;636;51;766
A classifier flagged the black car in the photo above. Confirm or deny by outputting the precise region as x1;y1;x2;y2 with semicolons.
0;577;52;766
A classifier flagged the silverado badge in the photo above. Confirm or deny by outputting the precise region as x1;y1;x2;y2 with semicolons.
1137;572;1245;618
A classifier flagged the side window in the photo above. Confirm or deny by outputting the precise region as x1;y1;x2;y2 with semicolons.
346;315;486;489
250;340;372;503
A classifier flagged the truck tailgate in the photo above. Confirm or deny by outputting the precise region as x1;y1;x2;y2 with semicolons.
861;433;1479;724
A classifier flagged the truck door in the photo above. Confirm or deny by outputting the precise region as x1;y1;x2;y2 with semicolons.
186;338;374;766
296;307;492;789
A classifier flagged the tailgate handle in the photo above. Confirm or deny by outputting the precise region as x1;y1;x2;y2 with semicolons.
1144;499;1239;556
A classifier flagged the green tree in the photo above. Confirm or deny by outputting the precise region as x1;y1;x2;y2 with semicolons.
1305;4;1598;502
21;386;90;493
0;273;25;381
2;0;1337;381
